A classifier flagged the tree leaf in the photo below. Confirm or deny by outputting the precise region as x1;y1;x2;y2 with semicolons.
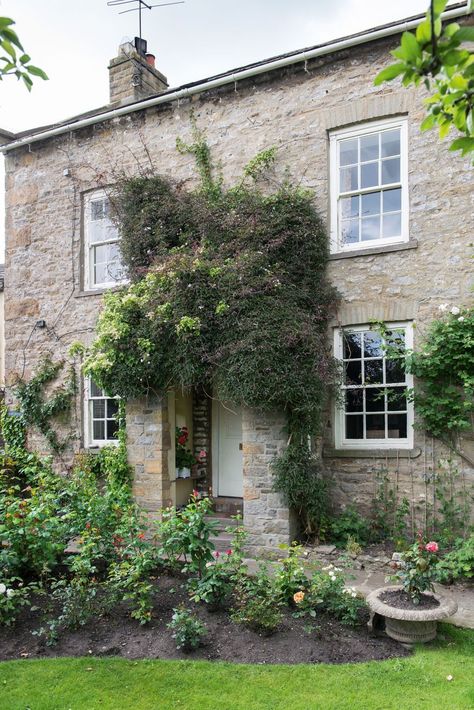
416;19;432;44
433;0;448;15
373;63;405;85
453;26;474;43
400;32;422;62
25;65;48;80
420;114;436;131
449;137;474;156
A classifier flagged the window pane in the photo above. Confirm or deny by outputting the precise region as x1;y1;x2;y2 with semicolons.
361;192;380;216
385;329;405;353
93;244;107;265
363;332;383;358
346;415;363;439
364;359;383;384
361;216;380;241
388;413;407;438
383;188;401;213
340;165;358;192
340;138;358;166
92;400;105;418
89;221;106;244
106;419;119;440
366;414;385;438
341;218;359;245
94;263;107;285
385;358;406;384
340;195;359;219
91;199;106;221
387;387;407;411
107;399;119;418
366;388;385;412
90;380;103;397
343;332;361;359
382;157;400;185
106;260;124;283
360;133;379;162
345;360;362;386
381;129;400;158
382;213;401;238
361;162;378;189
93;420;105;440
346;389;363;412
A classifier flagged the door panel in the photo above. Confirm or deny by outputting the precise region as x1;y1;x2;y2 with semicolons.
213;401;243;497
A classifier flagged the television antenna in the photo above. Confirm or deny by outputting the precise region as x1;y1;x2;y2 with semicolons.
107;1;185;50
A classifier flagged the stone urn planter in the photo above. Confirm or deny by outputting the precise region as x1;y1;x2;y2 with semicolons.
366;585;458;645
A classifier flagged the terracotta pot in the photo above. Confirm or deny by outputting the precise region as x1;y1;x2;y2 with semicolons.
366;585;458;645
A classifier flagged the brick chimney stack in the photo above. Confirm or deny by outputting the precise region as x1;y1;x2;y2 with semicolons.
108;40;168;106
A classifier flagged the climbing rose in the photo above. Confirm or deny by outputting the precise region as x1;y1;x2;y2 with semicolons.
225;549;232;556
425;541;439;553
293;591;305;604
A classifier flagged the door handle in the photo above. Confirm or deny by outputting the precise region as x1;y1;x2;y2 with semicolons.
239;443;243;450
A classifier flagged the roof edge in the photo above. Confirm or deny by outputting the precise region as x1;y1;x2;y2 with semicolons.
1;2;471;153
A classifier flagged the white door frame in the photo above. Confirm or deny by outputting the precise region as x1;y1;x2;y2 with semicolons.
211;400;243;498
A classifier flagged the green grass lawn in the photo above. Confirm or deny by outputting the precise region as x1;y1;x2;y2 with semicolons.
0;625;473;710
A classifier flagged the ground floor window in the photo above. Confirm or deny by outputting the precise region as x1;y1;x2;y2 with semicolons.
85;379;120;446
334;323;413;449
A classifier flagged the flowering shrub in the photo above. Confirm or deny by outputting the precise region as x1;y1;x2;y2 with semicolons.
389;532;440;604
175;426;198;470
188;549;234;610
168;605;207;652
274;542;308;604
0;577;34;626
435;534;474;584
293;565;366;626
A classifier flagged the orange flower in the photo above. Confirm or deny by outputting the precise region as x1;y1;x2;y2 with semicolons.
293;591;305;604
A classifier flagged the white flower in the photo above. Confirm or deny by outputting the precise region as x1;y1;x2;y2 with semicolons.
0;583;6;594
322;565;333;571
351;592;357;598
6;589;14;598
446;675;454;682
458;316;465;322
450;306;460;315
438;304;448;312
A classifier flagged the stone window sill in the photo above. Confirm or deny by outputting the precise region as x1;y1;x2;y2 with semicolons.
329;239;418;261
323;447;422;459
74;286;124;298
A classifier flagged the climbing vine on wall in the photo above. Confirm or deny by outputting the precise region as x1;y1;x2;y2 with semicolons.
13;357;76;454
84;125;340;536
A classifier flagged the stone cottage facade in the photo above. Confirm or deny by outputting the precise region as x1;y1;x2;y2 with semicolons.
1;7;473;557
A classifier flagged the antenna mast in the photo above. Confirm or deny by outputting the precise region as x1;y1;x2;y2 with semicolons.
107;0;184;51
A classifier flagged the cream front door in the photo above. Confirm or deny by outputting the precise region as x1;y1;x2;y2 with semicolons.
212;400;243;498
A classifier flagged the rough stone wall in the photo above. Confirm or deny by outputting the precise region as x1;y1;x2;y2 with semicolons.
242;408;297;559
126;395;171;520
192;387;211;489
109;47;168;105
3;30;473;551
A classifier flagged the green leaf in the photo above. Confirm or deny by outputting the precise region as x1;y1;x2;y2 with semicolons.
21;73;32;91
416;19;432;44
25;65;48;80
444;22;460;38
19;53;31;65
453;26;474;43
420;114;436;131
400;32;421;62
0;27;23;51
433;0;448;15
449;137;474;156
373;63;405;85
438;120;451;139
451;74;468;90
1;38;16;61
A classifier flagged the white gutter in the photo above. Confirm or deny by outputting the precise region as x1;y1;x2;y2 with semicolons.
2;3;471;153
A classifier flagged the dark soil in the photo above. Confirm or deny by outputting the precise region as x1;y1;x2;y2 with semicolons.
379;590;440;610
0;573;411;665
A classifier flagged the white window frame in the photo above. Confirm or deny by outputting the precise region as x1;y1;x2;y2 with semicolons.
84;378;120;448
334;322;414;450
84;189;126;290
329;117;409;254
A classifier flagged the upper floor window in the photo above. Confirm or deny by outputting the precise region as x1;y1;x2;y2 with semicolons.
84;190;125;290
84;379;120;447
333;323;413;449
329;118;408;253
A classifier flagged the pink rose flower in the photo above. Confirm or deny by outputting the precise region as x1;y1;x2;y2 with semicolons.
425;541;439;553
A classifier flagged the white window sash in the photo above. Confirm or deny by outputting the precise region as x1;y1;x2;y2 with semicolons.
329;118;409;254
84;379;120;448
333;322;414;450
84;190;126;290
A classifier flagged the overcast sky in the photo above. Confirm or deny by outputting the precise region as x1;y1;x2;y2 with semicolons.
0;0;449;134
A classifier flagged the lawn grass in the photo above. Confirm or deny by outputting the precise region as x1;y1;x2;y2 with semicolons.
0;624;473;710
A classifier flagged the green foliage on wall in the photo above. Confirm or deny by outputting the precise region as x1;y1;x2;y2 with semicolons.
84;128;339;536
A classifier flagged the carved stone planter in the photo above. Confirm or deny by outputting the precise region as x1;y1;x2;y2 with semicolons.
366;585;458;645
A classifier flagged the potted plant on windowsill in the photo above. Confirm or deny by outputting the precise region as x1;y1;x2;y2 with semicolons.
176;426;196;479
366;533;457;645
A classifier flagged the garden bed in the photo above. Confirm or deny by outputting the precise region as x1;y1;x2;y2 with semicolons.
0;571;410;665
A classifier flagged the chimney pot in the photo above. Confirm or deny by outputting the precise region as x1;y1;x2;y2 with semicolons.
145;53;156;68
